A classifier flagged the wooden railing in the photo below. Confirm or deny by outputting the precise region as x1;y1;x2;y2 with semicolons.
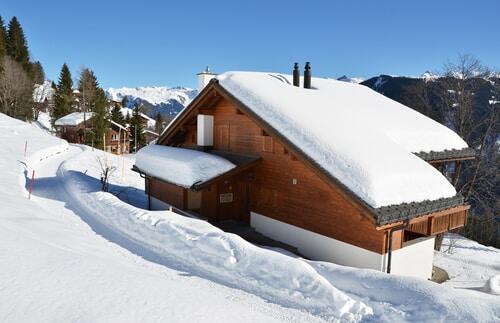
407;205;469;236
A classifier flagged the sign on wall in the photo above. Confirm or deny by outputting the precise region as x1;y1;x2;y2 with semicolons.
219;193;234;203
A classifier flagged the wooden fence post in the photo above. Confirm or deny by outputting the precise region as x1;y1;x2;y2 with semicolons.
28;170;35;200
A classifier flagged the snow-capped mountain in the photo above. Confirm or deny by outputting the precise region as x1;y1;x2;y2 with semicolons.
337;75;364;84
106;86;197;118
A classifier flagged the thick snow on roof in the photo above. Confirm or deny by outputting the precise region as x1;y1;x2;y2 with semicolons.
217;72;466;208
135;145;235;188
55;112;94;126
120;108;156;128
109;120;128;131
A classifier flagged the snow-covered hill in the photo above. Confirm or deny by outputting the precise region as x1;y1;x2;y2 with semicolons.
107;86;197;118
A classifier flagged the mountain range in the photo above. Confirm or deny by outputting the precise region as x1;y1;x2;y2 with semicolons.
106;86;197;119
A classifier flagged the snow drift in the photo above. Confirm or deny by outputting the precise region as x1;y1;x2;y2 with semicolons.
59;146;372;321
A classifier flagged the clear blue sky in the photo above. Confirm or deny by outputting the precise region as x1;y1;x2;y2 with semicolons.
2;0;499;88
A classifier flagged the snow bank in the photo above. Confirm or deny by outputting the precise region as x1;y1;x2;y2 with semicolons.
60;146;372;321
135;145;236;188
2;114;323;323
54;112;94;126
217;72;464;207
483;275;500;295
307;260;500;322
434;234;500;291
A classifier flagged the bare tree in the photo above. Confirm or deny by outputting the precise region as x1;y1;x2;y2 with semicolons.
0;56;33;120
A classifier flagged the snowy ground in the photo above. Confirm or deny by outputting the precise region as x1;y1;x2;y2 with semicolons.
434;233;500;291
1;113;499;322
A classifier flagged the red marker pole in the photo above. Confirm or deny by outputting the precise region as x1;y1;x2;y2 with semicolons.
28;170;35;200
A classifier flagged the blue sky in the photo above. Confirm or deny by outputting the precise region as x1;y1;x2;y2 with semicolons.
2;0;499;88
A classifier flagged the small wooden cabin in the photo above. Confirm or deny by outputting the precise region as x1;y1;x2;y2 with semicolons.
133;70;475;279
55;112;94;144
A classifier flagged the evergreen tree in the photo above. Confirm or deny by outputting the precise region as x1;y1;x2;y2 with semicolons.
52;63;74;124
154;112;163;134
92;88;110;150
110;103;125;125
31;61;45;84
78;67;99;112
130;104;145;152
6;17;30;74
0;15;7;62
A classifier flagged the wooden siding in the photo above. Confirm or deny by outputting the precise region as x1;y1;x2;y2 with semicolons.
148;178;186;209
174;98;387;253
407;206;469;236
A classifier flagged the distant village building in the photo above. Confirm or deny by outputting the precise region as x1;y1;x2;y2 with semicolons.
143;129;159;144
133;67;476;280
54;112;130;154
54;112;93;144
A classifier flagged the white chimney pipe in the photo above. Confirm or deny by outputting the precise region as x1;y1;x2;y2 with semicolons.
197;66;217;93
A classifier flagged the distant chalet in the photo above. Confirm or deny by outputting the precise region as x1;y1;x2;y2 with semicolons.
133;68;474;279
55;112;130;154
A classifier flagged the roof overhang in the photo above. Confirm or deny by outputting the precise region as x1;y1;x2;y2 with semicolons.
415;147;476;163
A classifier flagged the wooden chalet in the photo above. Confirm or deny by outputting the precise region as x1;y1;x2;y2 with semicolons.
133;67;475;279
55;112;94;144
55;112;130;155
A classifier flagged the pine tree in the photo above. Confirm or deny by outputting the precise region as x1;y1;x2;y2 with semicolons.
110;103;125;125
52;63;74;125
31;61;45;84
92;88;110;150
6;17;31;74
155;112;163;134
130;104;145;152
0;15;7;61
78;68;99;112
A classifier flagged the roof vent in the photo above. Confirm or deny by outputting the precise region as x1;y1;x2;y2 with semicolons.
304;62;311;89
293;63;300;87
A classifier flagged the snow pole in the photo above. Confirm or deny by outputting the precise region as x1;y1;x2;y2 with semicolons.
24;140;27;158
28;170;35;200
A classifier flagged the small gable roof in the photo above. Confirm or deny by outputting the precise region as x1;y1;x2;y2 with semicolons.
55;112;94;126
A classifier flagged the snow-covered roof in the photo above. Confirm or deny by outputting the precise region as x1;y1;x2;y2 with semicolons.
109;120;128;131
120;108;156;128
55;112;94;126
143;129;159;136
135;145;236;188
216;72;468;208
